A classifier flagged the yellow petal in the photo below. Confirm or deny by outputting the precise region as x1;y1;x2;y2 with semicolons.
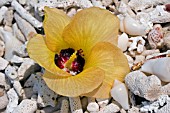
44;7;70;52
43;67;105;97
83;42;130;98
63;7;119;58
27;34;71;77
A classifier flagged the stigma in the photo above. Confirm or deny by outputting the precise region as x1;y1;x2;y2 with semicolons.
54;48;85;75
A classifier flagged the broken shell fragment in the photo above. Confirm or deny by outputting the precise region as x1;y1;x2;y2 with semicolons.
120;15;147;36
118;33;129;51
110;80;129;110
141;57;170;82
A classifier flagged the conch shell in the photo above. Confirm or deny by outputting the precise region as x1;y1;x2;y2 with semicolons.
110;80;129;110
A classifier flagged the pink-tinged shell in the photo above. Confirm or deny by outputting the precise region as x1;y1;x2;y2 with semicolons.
147;24;163;49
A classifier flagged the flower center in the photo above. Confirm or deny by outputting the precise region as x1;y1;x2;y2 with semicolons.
54;48;85;75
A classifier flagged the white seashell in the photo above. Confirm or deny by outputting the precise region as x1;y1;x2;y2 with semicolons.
3;8;13;27
110;80;129;110
118;33;129;51
96;98;110;108
120;15;147;36
0;27;23;61
98;103;120;113
0;6;8;23
6;88;19;113
141;57;170;82
87;102;99;112
0;57;9;70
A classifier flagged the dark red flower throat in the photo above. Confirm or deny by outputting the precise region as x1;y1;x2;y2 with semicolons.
54;48;85;75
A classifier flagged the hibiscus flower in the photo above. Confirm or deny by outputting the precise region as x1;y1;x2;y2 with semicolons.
27;7;130;98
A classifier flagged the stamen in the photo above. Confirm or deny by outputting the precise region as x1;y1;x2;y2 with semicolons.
65;51;77;69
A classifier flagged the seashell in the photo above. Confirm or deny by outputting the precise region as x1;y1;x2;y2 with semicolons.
118;33;129;51
6;88;19;113
98;103;120;113
141;57;170;82
148;24;164;49
110;80;129;110
0;27;23;61
96;98;110;108
0;57;8;70
87;97;99;112
87;102;99;112
0;6;8;23
120;15;147;36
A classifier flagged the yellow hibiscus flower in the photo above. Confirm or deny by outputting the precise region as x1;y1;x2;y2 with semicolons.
27;7;130;98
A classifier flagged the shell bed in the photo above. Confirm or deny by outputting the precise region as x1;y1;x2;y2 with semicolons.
0;0;170;113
